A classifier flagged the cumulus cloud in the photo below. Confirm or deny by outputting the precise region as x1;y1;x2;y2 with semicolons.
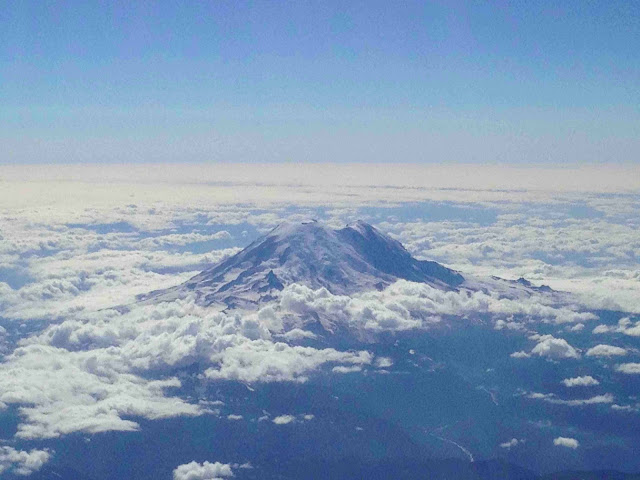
374;357;393;368
495;319;526;331
0;446;51;476
272;415;296;425
585;344;627;357
500;438;523;449
530;335;580;359
0;245;239;321
276;279;595;337
553;437;579;449
0;292;381;439
562;376;600;387
386;203;640;314
173;461;233;480
593;317;640;337
1;251;605;442
205;340;372;383
0;343;202;439
615;363;640;374
0;268;408;441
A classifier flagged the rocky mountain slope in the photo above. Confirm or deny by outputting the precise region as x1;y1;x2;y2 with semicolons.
142;220;464;309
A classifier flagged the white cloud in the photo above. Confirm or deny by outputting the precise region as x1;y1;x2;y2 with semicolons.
593;317;640;337
374;357;393;368
332;365;363;374
530;336;580;359
279;328;317;341
205;340;372;384
0;343;202;440
0;446;51;476
495;320;526;331
611;403;640;413
226;414;243;421
553;437;579;449
7;256;600;442
0;284;384;440
500;438;523;449
615;363;640;374
387;206;640;314
585;344;627;357
276;279;596;336
0;245;239;321
272;415;296;425
527;392;613;407
173;461;233;480
562;376;600;387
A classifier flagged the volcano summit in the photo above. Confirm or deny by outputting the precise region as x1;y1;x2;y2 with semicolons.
143;220;464;309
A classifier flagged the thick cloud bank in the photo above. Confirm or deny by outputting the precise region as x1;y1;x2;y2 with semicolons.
0;294;378;438
0;272;598;440
0;271;623;442
276;280;595;334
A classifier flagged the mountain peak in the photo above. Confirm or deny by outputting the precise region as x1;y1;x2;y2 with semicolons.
267;219;322;238
144;220;464;309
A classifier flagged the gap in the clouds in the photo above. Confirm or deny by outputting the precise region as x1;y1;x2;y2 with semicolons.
0;316;52;346
514;200;610;223
18;247;63;260
172;222;259;254
0;404;20;439
66;221;138;234
565;203;606;220
0;266;32;289
529;250;600;268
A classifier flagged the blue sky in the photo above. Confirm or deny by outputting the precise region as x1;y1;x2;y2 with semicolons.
1;1;639;164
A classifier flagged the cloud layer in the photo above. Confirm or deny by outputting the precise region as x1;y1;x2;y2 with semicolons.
1;168;638;464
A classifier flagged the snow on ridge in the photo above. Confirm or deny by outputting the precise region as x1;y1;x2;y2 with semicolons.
143;220;465;309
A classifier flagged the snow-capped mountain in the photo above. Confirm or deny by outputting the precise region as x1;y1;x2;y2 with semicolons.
143;220;464;309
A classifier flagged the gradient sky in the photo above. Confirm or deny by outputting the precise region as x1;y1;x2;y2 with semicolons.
1;1;639;164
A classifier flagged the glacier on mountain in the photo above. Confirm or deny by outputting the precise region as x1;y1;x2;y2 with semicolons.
142;220;464;310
